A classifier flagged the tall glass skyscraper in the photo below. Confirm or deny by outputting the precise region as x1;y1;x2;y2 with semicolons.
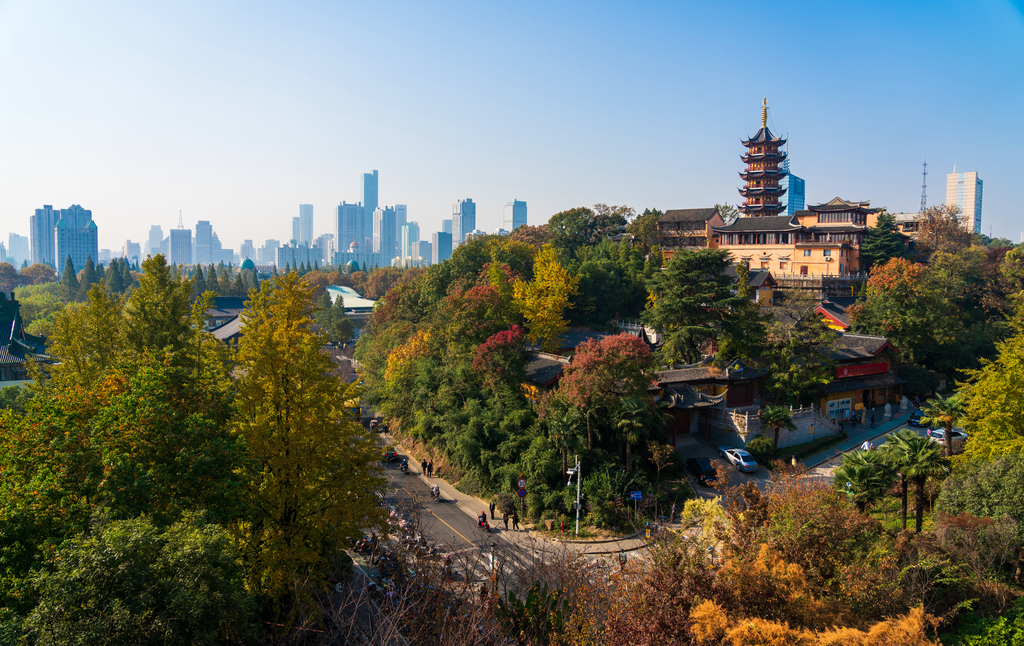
452;198;476;245
786;175;805;215
298;204;314;244
361;170;379;242
503;200;527;230
54;205;98;275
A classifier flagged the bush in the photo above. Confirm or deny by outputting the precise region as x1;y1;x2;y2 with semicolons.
746;435;775;460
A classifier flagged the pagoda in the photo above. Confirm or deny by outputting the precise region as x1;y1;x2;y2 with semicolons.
738;98;788;216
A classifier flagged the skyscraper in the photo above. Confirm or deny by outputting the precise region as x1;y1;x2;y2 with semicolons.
786;175;805;216
298;204;314;244
361;170;379;241
503;200;527;230
291;217;301;244
148;225;164;258
169;228;193;265
431;232;452;265
8;234;29;267
241;239;255;261
373;206;398;262
441;219;453;235
946;170;983;234
412;240;432;264
194;220;214;265
401;221;420;258
452;199;476;245
335;201;364;251
30;205;59;266
54;205;98;275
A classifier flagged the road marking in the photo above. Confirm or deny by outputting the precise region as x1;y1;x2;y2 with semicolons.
422;504;478;547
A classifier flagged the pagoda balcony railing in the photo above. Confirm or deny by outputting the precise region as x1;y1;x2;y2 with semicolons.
772;272;869;281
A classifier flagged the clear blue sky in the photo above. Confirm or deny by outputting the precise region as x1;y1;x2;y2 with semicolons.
2;0;1022;251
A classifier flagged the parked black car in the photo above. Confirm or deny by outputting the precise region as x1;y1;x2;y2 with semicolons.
382;447;399;463
685;457;717;486
908;410;925;427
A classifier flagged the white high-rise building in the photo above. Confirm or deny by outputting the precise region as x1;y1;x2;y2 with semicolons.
148;225;164;258
945;170;983;234
8;234;29;267
373;206;399;263
401;221;420;259
335;201;364;251
298;204;314;244
503;199;527;231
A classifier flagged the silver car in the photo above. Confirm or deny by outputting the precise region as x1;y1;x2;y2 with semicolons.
717;446;759;473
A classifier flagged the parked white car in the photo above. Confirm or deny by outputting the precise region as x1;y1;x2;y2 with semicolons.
927;428;968;445
717;446;759;473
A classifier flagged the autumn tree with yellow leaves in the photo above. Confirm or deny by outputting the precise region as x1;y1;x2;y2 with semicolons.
513;244;579;352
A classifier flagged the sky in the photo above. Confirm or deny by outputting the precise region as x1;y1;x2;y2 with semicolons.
1;0;1023;253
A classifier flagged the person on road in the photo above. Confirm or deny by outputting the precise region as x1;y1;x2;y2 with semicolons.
870;414;876;429
503;513;509;530
512;511;520;531
489;500;496;520
427;460;434;478
861;440;871;451
421;459;427;474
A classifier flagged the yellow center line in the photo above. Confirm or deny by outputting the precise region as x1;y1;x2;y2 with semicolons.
422;504;478;548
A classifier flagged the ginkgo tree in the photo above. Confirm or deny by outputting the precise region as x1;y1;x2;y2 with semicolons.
513;244;579;352
231;272;386;611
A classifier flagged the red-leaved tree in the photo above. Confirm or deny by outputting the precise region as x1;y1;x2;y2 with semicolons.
472;325;526;389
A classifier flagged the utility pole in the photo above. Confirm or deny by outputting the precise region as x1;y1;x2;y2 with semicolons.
920;160;928;213
566;456;582;537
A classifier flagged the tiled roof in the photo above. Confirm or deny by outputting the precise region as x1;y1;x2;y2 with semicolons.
657;358;765;384
660;208;719;223
823;372;906;393
724;266;774;288
833;334;897;360
741;126;786;145
808;197;872;211
212;315;245;342
712;215;802;232
661;383;725;409
525;353;568;386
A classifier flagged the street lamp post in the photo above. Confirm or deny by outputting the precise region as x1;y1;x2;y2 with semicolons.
566;455;582;537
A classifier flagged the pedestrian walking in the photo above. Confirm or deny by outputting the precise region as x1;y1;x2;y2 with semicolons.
870;414;876;429
512;512;520;531
861;440;871;451
489;500;496;520
420;460;427;475
503;513;509;530
427;460;434;478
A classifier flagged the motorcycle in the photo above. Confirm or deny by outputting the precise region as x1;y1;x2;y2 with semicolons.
400;461;409;475
477;514;491;533
431;487;441;502
353;536;374;553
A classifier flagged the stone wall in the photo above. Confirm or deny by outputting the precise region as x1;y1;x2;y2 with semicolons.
707;404;841;450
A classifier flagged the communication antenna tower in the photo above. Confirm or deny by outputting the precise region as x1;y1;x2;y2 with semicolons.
920;161;928;213
177;210;184;229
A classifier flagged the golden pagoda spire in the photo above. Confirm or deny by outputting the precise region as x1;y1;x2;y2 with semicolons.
761;97;767;129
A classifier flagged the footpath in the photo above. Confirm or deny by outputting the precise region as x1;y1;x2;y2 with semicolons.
379;430;655;557
802;408;913;471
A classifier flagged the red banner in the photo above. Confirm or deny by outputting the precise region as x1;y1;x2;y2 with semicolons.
836;362;888;379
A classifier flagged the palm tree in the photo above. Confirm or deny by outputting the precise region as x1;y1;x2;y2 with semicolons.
919;394;965;458
835;450;894;513
880;430;915;531
614;397;650;473
759;405;797;451
886;430;946;533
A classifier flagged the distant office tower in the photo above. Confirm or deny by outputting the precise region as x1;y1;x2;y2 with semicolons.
30;205;59;266
194;220;214;265
946;170;983;234
122;241;141;264
291;217;301;244
412;240;432;264
314;233;334;264
54;205;98;275
99;249;112;264
335;201;364;251
241;239;255;261
209;232;234;264
148;225;164;258
401;222;420;258
786;175;805;215
503;200;527;230
0;242;6;264
442;219;453;235
8;234;29;267
169;228;193;265
298;204;314;244
373;206;399;262
276;243;320;269
258;239;281;265
361;170;379;241
452;199;476;245
431;232;452;265
395;204;407;234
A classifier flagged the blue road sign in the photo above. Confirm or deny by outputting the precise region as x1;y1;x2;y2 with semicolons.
630;491;642;500
517;488;527;498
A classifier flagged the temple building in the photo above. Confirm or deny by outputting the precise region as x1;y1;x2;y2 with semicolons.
738;98;788;217
712;197;887;276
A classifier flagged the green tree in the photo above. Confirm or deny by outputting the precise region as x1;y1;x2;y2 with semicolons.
75;256;99;301
314;289;352;344
626;208;662;250
613;396;652;473
834;450;894;513
937;455;1024;541
859;211;905;270
548;206;627;259
958;330;1024;461
762;292;837;406
191;266;208;298
0;384;33;413
123;255;194;356
642;249;747;365
24;514;257;646
105;259;125;294
888;430;946;533
232;272;386;605
47;283;126;389
0;262;22;292
714;203;740;225
880;428;917;531
920;394;965;458
759;405;796;450
58;257;79;301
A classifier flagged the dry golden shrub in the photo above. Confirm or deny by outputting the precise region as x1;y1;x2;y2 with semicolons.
689;599;728;643
862;606;941;646
724;618;814;646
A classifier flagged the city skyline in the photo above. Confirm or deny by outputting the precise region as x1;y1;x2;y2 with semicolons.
1;1;1022;249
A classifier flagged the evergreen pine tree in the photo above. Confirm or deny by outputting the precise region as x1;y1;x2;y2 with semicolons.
860;212;905;271
106;259;124;294
76;256;99;301
232;273;245;297
58;257;79;301
120;259;133;291
313;260;319;272
192;266;208;298
20;260;28;269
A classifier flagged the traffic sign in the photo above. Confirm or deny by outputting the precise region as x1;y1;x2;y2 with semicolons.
630;491;642;500
517;478;527;489
517;488;527;498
